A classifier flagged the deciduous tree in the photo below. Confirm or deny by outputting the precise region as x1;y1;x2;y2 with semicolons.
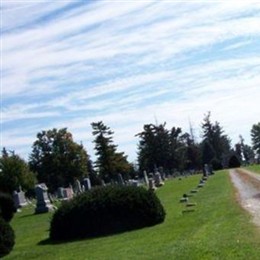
29;128;89;192
0;149;35;194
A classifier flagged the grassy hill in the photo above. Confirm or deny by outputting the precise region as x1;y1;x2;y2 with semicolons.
5;171;260;259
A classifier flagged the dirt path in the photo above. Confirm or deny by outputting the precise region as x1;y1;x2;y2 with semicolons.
229;168;260;228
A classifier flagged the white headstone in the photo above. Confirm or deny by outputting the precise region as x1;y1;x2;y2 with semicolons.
83;178;91;191
154;172;164;187
117;174;124;186
74;179;82;194
13;190;28;209
143;170;149;186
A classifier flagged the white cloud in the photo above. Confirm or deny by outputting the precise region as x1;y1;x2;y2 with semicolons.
1;1;260;161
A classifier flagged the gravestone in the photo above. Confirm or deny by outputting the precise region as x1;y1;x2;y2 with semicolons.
154;172;164;187
148;178;156;191
128;179;140;187
143;170;149;186
117;174;124;186
74;179;82;194
35;183;55;214
158;167;166;181
57;187;65;199
203;164;210;176
83;177;91;191
13;190;28;209
63;187;74;200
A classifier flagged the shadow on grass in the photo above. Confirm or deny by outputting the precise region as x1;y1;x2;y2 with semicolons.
19;213;36;218
38;233;114;246
37;225;152;246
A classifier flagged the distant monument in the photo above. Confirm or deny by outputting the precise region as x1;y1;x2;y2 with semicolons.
35;183;55;214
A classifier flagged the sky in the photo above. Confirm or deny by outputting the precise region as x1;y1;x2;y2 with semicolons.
1;0;260;163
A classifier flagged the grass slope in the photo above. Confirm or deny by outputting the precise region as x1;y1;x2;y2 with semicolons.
244;164;260;174
5;171;260;259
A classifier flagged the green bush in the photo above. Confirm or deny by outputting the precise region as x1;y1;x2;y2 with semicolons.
0;192;16;222
0;217;15;258
50;185;165;241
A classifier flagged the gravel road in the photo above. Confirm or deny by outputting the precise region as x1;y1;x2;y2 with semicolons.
229;168;260;227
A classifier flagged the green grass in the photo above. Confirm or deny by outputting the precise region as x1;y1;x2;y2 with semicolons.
5;172;260;259
244;164;260;174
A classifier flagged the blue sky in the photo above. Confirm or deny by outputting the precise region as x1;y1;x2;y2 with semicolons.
1;0;260;162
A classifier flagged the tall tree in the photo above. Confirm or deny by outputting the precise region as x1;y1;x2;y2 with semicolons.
251;122;260;159
91;121;131;182
201;112;231;169
181;133;201;171
136;123;201;173
29;128;89;192
136;123;170;172
0;149;36;194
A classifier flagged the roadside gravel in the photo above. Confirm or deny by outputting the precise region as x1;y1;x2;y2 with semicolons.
229;168;260;228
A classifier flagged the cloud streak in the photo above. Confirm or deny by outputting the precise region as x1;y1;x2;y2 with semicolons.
1;1;260;161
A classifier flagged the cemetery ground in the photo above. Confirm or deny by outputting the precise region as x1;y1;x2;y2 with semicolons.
5;168;260;259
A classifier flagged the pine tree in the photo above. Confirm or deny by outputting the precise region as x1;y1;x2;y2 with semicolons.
251;122;260;159
201;112;231;169
91;121;131;182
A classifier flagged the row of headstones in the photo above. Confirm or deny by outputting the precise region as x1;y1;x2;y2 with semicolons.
35;177;93;213
14;169;167;214
179;175;208;213
12;178;91;215
143;170;165;191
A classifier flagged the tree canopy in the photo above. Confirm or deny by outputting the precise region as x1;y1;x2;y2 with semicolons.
29;128;89;192
91;121;132;182
201;112;231;169
0;148;35;194
136;123;201;173
251;122;260;159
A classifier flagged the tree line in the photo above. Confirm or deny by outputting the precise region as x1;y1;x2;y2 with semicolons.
0;112;260;195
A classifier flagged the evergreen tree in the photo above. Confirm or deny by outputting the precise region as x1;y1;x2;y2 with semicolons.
29;128;89;192
182;133;201;171
91;121;131;182
201;112;231;169
251;122;260;159
136;123;170;172
136;123;201;173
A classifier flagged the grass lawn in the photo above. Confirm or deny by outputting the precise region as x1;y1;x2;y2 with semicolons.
5;171;260;259
244;164;260;174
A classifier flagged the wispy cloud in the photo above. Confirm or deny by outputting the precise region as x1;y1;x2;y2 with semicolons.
1;1;260;161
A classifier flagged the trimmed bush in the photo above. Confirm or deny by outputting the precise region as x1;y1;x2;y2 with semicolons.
50;185;165;241
0;217;15;258
0;192;16;222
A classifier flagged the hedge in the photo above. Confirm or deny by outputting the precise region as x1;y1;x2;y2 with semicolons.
50;185;165;241
0;192;16;222
0;217;15;258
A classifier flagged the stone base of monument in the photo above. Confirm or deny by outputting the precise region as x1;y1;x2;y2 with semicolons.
186;202;197;207
179;197;189;203
182;208;195;213
35;203;56;214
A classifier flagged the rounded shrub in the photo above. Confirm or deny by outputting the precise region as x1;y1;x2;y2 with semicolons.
0;192;16;222
50;185;165;241
0;217;15;258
